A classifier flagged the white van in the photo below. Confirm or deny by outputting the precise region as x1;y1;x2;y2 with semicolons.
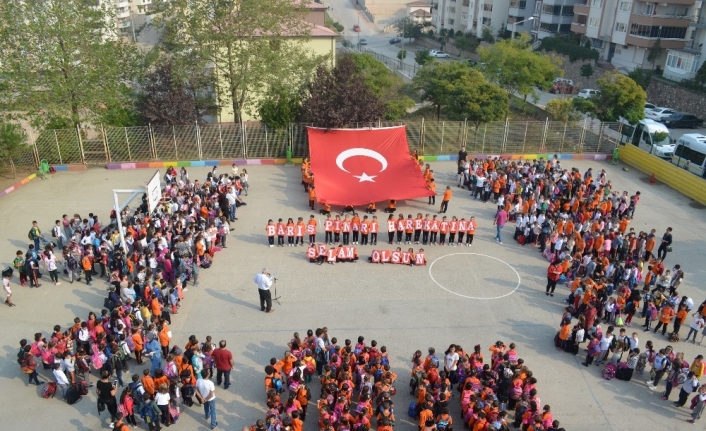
620;119;674;159
671;134;706;178
629;120;675;159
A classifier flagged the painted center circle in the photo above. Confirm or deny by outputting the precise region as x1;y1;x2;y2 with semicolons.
428;253;522;300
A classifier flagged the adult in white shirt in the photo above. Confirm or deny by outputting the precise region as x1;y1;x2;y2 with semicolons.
686;313;706;343
253;269;275;313
196;369;218;429
443;345;460;383
53;363;71;399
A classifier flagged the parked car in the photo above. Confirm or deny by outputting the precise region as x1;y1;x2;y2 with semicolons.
645;107;676;122
359;38;367;45
644;102;657;114
662;112;704;129
389;37;402;44
353;25;361;32
549;79;575;94
577;88;600;99
429;50;450;58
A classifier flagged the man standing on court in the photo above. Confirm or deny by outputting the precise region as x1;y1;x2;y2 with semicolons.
494;206;507;245
212;340;234;390
253;268;275;313
196;369;218;430
657;227;673;260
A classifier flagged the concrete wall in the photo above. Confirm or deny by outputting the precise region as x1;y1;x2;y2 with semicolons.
619;143;706;205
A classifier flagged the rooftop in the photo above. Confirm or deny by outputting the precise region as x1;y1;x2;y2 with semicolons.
407;0;432;6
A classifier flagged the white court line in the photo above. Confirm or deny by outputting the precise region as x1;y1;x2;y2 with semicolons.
428;252;522;300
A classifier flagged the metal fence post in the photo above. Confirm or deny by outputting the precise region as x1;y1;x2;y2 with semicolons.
596;122;604;154
265;125;269;158
148;123;157;159
76;125;86;165
217;123;224;159
196;121;203;160
242;122;248;159
420;118;425;155
579;118;588;153
28;129;39;168
522;122;528;153
100;124;110;163
560;122;567;152
124;127;132;161
440;121;444;153
501;118;509;154
541;118;549;153
172;126;178;160
54;130;63;165
462;119;468;148
482;124;487;154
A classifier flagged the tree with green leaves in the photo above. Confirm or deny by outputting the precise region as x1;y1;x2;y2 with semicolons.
580;63;594;78
413;61;473;120
139;62;203;126
415;50;434;67
0;0;145;129
545;98;577;122
647;39;664;70
454;35;479;57
395;17;423;41
258;85;302;130
397;49;408;67
478;35;561;104
592;72;646;123
155;0;329;123
448;70;509;128
349;53;414;120
299;55;384;129
481;26;495;43
0;119;29;178
627;69;651;91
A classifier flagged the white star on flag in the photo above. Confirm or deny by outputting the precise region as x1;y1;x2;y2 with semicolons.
353;172;377;182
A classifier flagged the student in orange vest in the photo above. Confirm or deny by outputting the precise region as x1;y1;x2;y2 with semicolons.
396;214;405;244
319;202;331;217
439;186;452;214
307;215;317;245
370;216;379;245
366;202;377;214
360;216;370;245
324;215;333;244
427;179;436;205
308;187;317;211
429;215;440;245
351;213;360;245
333;215;342;244
414;213;423;244
384;199;396;214
341;215;351;245
286;218;295;246
405;214;414;245
266;220;276;248
422;214;431;245
295;217;305;246
276;219;286;247
465;216;477;247
439;216;449;245
386;215;396;245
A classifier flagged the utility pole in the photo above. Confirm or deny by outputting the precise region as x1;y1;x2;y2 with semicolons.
358;12;361;52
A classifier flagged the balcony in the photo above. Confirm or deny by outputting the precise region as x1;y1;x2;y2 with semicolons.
117;10;131;19
574;3;589;15
118;20;132;29
571;22;588;34
625;35;687;48
116;1;130;8
631;13;692;27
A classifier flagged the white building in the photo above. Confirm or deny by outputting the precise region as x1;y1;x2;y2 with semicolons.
663;1;705;80
572;0;696;71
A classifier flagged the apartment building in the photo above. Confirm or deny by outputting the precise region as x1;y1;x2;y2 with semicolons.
99;0;153;34
663;1;705;80
571;0;695;71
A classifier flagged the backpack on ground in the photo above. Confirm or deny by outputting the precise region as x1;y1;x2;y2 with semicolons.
42;382;57;398
669;333;680;343
602;363;617;380
66;385;82;405
74;380;88;396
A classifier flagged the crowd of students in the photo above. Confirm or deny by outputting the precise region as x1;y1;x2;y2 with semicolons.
14;165;247;430
255;331;565;431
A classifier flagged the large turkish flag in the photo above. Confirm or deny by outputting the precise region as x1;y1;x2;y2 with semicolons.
307;126;433;206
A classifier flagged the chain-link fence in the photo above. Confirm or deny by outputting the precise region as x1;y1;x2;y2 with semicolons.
10;119;620;169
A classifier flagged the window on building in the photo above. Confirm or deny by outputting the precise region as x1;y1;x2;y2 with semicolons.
559;23;571;33
540;22;560;32
666;52;699;72
510;1;527;9
482;17;491;25
461;12;468;20
463;0;470;6
591;0;603;7
483;4;493;12
629;24;687;39
562;6;574;16
619;1;631;11
588;17;600;27
542;4;562;15
448;6;456;13
447;18;455;25
614;22;627;32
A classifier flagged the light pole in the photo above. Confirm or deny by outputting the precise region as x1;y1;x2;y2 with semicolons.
357;12;361;52
511;16;535;40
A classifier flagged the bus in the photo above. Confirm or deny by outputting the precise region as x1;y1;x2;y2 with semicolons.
671;134;706;178
620;119;675;159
